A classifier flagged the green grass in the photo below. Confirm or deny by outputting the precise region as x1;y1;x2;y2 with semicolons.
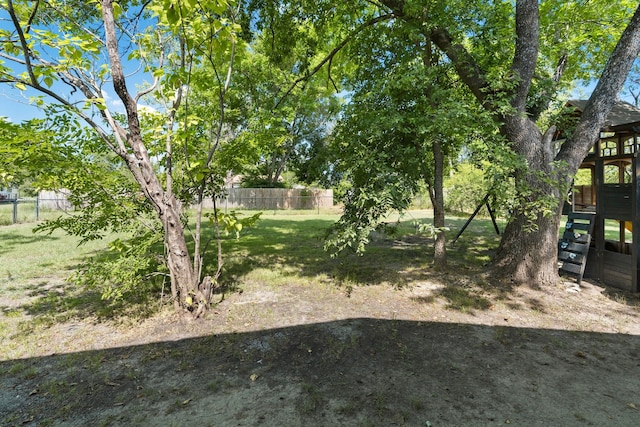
0;221;122;283
0;208;507;355
0;200;50;225
0;208;506;297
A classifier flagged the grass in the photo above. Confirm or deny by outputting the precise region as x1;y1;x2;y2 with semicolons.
0;207;508;360
0;200;55;226
0;217;122;282
3;208;640;426
0;207;507;299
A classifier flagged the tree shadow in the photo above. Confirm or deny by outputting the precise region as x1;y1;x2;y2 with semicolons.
2;318;639;426
215;216;500;288
6;277;162;326
0;214;510;325
209;215;507;307
0;228;58;256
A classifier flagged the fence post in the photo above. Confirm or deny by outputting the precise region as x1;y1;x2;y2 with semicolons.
13;199;18;224
35;196;40;221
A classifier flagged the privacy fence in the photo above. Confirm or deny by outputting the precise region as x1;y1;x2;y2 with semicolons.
0;188;334;225
204;188;334;212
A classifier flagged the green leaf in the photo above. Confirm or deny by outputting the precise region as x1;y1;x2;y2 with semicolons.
166;5;179;24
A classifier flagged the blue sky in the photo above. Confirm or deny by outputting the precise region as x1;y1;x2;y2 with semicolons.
0;86;44;122
0;78;623;124
0;5;145;124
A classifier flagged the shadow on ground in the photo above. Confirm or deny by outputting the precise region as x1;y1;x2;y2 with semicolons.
219;216;500;289
2;318;639;426
1;216;512;324
0;228;58;256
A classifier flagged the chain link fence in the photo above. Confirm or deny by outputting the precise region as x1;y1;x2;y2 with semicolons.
0;198;40;225
1;189;335;225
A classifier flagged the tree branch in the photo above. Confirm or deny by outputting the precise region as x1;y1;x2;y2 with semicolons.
274;13;396;108
557;3;640;168
7;0;38;86
510;0;539;112
428;27;491;108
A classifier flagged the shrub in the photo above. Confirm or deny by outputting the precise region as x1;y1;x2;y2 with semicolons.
444;162;487;214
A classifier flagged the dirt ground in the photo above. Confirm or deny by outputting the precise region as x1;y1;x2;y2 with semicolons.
2;266;640;427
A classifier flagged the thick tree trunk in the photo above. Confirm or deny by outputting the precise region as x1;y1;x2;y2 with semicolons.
493;204;562;285
490;115;564;285
492;3;640;285
491;167;564;284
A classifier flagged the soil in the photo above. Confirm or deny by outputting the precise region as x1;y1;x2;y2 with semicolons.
2;262;640;425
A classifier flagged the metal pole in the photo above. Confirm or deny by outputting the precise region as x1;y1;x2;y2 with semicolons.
451;194;491;245
13;199;18;224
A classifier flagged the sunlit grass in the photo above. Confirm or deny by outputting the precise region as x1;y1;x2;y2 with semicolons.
0;207;506;338
0;222;122;284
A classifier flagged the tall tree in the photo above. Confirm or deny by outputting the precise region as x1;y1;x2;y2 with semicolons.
231;31;341;188
325;20;482;268
253;0;640;285
0;0;246;315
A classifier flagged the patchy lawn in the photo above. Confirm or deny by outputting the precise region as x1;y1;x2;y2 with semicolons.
1;210;639;426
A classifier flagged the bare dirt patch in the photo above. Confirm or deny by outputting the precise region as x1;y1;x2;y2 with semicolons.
2;270;640;426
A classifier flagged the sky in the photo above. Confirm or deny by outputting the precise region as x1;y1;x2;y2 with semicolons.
0;78;623;124
0;4;637;124
0;5;145;124
0;86;45;122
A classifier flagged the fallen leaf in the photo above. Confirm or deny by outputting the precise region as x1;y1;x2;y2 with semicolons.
182;398;191;405
250;374;259;381
628;403;638;410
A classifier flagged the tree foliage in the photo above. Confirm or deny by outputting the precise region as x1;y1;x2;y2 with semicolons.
251;0;640;284
0;0;257;316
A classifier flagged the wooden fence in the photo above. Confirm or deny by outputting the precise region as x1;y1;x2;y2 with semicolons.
38;190;74;211
208;188;334;211
37;188;334;212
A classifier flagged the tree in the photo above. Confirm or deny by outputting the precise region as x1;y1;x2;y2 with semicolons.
437;0;640;283
231;32;341;188
623;60;640;106
253;0;640;285
0;118;44;189
0;0;249;315
324;20;484;268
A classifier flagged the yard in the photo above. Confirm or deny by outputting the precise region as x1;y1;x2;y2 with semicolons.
1;210;640;426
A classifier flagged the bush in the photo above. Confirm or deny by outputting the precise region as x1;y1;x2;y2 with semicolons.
444;162;487;214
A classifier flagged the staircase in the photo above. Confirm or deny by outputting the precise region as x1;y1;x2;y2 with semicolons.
558;212;596;285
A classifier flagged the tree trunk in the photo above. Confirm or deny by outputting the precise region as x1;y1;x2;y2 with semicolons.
102;0;198;310
490;113;565;284
429;0;640;286
493;203;562;285
431;139;447;268
492;3;640;285
160;196;197;307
